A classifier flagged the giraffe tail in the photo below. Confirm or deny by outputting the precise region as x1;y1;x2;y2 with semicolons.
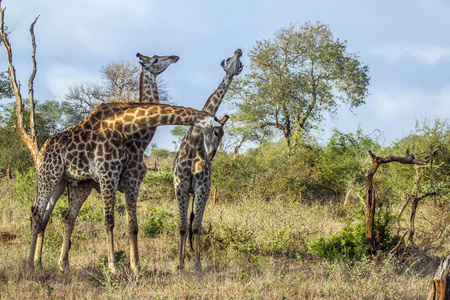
188;196;195;252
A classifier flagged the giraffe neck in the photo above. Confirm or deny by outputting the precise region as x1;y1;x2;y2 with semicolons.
139;70;159;103
91;103;214;138
202;73;234;115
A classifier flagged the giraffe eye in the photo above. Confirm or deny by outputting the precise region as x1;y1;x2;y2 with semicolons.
213;130;219;137
153;58;158;64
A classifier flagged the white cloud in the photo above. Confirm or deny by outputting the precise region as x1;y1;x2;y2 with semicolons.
369;85;450;122
43;64;99;101
370;45;450;65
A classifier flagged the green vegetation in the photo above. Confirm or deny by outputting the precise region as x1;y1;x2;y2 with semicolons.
0;20;447;298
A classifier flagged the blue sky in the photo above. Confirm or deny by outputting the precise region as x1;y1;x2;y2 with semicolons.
1;0;450;150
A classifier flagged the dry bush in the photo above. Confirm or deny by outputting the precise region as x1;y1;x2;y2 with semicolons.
0;177;443;299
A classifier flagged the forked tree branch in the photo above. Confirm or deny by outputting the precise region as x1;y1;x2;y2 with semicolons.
0;1;40;165
365;148;439;254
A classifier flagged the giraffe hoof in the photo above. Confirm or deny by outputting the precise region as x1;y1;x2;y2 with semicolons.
176;264;185;274
59;259;69;273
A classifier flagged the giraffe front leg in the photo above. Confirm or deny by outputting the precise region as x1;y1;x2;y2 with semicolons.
35;180;68;268
59;181;94;272
28;208;42;270
28;181;63;270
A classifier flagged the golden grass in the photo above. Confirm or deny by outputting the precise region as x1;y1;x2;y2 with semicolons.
0;178;442;299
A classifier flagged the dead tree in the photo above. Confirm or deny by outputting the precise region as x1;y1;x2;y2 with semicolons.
428;255;450;300
0;2;40;164
364;148;439;253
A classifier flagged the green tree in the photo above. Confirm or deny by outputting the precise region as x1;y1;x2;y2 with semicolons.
0;71;13;99
171;125;188;150
0;100;76;173
227;21;370;146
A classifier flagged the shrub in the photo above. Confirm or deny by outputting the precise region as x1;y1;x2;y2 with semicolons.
141;171;174;199
141;206;177;237
12;168;36;204
307;222;368;261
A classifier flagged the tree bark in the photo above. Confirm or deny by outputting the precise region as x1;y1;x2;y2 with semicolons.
428;255;450;300
213;187;218;206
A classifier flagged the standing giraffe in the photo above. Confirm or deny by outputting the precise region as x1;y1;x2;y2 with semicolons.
57;53;179;273
173;49;243;273
28;101;227;273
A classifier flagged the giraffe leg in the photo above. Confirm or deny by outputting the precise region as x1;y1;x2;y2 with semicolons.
100;177;119;274
28;161;64;270
192;184;210;275
124;184;140;274
34;179;68;268
59;181;96;272
175;183;189;272
192;191;208;275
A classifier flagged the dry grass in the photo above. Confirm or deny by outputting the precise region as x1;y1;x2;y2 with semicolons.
0;177;442;299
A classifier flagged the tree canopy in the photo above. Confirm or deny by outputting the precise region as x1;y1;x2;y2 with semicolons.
227;21;370;146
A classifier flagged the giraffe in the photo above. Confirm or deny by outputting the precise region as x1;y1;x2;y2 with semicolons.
173;49;243;273
56;53;179;273
27;101;227;273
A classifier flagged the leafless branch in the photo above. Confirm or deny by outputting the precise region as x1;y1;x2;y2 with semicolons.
28;15;39;150
0;3;40;164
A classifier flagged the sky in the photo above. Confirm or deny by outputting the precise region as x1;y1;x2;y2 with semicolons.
1;0;450;151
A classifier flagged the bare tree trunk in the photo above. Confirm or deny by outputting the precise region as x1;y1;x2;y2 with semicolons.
365;154;379;254
428;255;450;300
365;149;439;254
213;187;218;206
408;190;438;245
0;3;40;165
408;196;419;245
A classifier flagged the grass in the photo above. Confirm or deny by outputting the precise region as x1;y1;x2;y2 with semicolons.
0;176;444;299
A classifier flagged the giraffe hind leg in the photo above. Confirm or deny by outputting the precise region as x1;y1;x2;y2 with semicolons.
99;176;120;274
124;183;140;274
188;196;195;252
59;180;95;272
192;191;209;275
175;184;189;272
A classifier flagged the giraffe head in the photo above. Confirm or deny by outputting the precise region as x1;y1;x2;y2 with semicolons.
204;115;229;161
136;53;180;75
220;49;244;76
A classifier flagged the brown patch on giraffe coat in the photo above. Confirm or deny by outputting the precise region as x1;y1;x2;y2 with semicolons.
193;157;204;174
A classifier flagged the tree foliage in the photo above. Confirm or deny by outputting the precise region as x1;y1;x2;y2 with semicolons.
0;71;12;99
227;21;370;146
0;100;77;173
